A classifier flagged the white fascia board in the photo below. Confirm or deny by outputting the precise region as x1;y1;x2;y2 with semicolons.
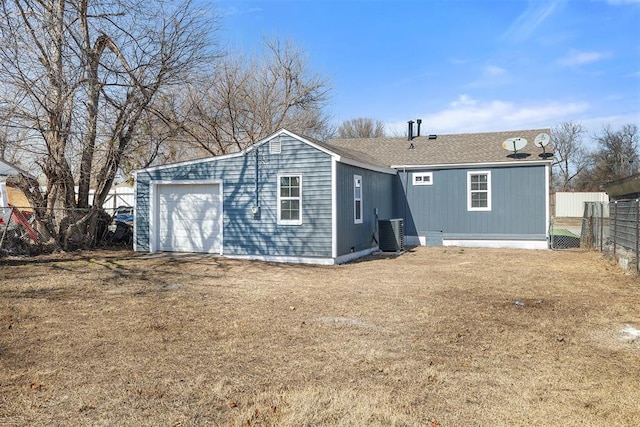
337;157;397;175
135;128;397;176
136;129;315;174
246;129;323;154
136;151;241;174
391;160;553;170
136;127;401;177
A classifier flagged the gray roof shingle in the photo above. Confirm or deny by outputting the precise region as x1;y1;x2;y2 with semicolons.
326;129;552;167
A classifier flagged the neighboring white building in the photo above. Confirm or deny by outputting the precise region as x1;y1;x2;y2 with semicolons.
554;192;609;217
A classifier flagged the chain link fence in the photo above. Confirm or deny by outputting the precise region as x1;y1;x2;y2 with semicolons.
1;205;132;255
581;202;610;251
551;199;639;274
549;217;584;250
549;202;610;251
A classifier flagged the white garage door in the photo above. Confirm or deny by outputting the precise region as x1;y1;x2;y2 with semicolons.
156;183;222;253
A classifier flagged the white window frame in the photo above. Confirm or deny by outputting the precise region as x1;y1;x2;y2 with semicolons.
413;172;433;186
277;173;302;225
467;171;491;211
354;174;363;224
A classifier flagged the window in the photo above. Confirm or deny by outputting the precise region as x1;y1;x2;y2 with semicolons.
413;172;433;186
278;174;302;225
467;171;491;211
354;175;363;224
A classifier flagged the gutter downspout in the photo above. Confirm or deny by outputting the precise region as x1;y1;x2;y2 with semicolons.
253;146;260;217
403;167;408;223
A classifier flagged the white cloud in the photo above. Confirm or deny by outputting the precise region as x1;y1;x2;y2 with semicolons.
464;65;511;89
558;50;612;66
484;65;507;77
502;0;564;42
386;95;590;134
219;6;263;17
580;112;640;135
450;94;477;107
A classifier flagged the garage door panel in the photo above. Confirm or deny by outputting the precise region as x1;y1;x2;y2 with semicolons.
156;183;222;253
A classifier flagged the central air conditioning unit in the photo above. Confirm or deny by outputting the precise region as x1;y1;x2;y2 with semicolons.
378;218;405;252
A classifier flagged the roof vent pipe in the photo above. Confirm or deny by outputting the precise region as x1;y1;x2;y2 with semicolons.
416;119;422;137
407;120;414;141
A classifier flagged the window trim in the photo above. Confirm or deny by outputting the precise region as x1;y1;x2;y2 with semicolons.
467;171;491;211
354;174;363;224
413;172;433;186
277;173;302;225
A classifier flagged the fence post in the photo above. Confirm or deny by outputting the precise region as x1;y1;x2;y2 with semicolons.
599;202;604;252
613;201;617;258
636;199;639;274
0;207;14;251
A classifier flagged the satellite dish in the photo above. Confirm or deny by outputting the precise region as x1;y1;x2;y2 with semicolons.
533;132;553;158
534;133;550;148
502;137;527;152
502;137;528;158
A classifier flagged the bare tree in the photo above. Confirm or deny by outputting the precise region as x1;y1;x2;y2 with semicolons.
0;0;213;248
576;124;639;190
551;121;588;191
118;94;207;180
0;103;30;165
337;118;385;139
176;38;332;156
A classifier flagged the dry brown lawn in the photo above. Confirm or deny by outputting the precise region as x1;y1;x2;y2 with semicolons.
1;247;639;426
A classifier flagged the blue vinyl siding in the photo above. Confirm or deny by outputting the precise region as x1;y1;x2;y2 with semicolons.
135;135;333;258
335;164;395;255
396;165;547;242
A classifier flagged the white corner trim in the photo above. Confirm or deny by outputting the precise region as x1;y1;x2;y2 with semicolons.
545;163;550;239
132;179;137;252
331;158;338;259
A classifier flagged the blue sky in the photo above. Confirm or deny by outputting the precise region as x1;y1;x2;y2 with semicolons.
210;0;640;137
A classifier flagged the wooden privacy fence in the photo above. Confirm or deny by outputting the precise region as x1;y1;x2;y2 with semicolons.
584;199;640;274
609;199;640;269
